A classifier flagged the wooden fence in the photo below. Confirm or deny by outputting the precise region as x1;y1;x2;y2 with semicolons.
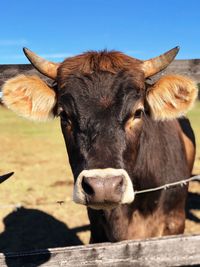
0;234;199;266
1;59;200;87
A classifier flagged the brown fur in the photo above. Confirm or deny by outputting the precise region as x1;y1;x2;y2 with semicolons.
147;75;197;120
99;95;114;108
96;118;190;242
2;75;56;121
127;208;185;239
181;132;195;172
60;50;142;74
176;118;196;172
57;50;143;88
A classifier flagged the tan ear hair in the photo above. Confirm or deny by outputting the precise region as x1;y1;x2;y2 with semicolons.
146;75;197;120
2;75;56;121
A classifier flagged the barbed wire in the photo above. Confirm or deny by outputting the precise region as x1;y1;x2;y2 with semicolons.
0;175;199;210
135;175;200;195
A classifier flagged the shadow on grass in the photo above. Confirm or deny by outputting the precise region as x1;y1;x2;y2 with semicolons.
0;207;90;266
186;190;200;223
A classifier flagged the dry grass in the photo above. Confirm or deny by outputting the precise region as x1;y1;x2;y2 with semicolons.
185;101;200;234
0;102;199;251
0;105;90;250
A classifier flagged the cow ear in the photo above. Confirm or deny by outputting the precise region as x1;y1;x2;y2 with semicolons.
2;75;56;121
146;75;197;120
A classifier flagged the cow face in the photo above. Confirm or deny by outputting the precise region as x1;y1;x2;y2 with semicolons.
57;66;145;208
2;48;197;209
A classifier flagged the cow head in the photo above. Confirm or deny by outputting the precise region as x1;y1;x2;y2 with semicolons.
2;47;197;210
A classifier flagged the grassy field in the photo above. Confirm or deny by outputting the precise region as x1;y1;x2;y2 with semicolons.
0;102;199;252
0;105;90;251
187;101;200;173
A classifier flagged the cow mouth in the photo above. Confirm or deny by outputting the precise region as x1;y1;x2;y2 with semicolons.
85;197;121;210
88;202;119;210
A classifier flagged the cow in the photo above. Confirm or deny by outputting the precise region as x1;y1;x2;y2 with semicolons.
2;47;197;243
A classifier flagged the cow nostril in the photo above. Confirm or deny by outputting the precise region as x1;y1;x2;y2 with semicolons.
82;177;94;196
115;177;124;194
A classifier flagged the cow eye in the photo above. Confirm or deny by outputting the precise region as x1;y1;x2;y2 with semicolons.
134;109;143;119
58;110;72;125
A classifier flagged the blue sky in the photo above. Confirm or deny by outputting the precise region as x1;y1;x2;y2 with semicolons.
0;0;200;64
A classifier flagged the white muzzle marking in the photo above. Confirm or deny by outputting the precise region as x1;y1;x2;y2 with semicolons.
73;168;135;209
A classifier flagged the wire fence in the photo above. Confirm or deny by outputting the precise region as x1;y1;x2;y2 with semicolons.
0;174;199;210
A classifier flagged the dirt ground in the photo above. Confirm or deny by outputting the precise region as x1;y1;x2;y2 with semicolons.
0;103;200;253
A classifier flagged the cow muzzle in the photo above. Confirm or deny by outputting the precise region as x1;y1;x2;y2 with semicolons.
73;168;134;210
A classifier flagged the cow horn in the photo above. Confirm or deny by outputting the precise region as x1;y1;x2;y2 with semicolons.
23;48;59;80
142;46;179;78
0;172;14;184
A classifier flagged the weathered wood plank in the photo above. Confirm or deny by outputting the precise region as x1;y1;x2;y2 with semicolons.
0;64;52;88
0;234;199;266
